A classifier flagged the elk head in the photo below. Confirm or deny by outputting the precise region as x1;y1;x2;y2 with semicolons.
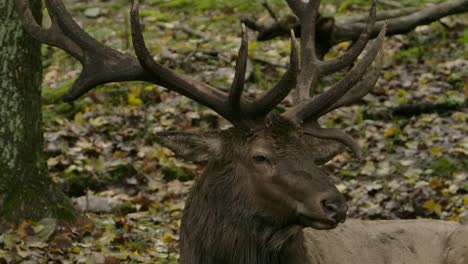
15;0;385;230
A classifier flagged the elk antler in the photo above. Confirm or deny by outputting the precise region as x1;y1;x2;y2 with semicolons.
281;0;386;157
14;0;148;102
15;0;383;151
14;0;299;129
130;0;299;128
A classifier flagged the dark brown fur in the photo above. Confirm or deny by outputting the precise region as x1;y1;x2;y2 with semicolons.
163;117;344;264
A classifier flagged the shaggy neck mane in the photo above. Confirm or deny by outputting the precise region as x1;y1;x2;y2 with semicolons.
179;158;308;264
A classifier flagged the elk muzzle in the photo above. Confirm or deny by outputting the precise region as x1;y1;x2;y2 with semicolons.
293;172;347;230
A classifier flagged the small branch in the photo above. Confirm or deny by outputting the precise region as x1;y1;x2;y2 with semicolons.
241;15;299;41
252;57;288;68
340;7;418;24
334;0;468;43
379;0;404;9
156;22;210;41
364;100;467;120
263;1;279;22
244;0;468;50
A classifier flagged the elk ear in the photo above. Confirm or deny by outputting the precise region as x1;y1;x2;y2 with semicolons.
304;135;345;165
155;131;223;163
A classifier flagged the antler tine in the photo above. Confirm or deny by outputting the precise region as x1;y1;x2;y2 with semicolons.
320;47;384;115
130;0;237;123
301;48;383;157
284;24;386;123
305;126;362;158
246;30;300;117
14;0;83;60
285;0;307;18
229;24;249;113
276;0;385;158
132;1;302;128
294;0;321;103
15;0;151;102
319;0;377;75
44;0;106;53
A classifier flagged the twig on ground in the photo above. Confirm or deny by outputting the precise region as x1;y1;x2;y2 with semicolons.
156;22;211;42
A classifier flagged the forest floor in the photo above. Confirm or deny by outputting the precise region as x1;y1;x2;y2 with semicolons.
1;0;467;263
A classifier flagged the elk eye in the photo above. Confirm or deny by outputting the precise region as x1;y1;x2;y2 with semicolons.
253;155;268;163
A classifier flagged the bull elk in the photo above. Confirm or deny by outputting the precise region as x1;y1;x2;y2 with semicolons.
15;0;468;263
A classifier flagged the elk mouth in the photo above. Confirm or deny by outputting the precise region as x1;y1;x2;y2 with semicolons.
298;214;339;230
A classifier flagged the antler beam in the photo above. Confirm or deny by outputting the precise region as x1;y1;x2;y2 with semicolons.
15;0;300;129
279;0;386;157
285;25;386;123
130;0;301;127
15;0;385;154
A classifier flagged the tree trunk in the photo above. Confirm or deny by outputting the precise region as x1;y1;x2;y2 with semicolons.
0;0;75;222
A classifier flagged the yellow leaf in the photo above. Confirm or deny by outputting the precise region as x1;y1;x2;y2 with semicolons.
145;85;155;91
423;200;442;215
384;127;397;138
156;149;167;159
127;94;143;106
428;177;442;190
447;215;461;222
337;41;350;50
97;230;116;246
162;233;172;244
74;112;84;126
424;59;434;65
452;112;466;122
248;42;257;57
464;197;468;207
17;221;32;238
429;146;442;156
440;189;450;197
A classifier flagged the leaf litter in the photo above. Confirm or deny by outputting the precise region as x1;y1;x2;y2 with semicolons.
1;0;467;262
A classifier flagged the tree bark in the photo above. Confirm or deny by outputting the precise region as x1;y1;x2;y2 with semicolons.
0;0;75;222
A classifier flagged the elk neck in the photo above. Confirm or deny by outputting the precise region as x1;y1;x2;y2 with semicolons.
179;159;310;264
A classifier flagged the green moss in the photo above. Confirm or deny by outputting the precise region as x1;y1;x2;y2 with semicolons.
394;47;423;64
0;175;76;223
156;258;179;264
162;165;193;182
42;79;75;104
126;238;151;253
139;9;173;22
116;202;136;215
42;101;85;128
437;91;466;106
447;72;464;87
149;0;283;12
430;156;458;179
457;29;468;44
106;162;138;182
62;171;104;197
340;169;356;178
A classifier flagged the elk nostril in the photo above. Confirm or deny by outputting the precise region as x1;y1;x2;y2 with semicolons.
321;199;348;224
322;200;338;214
321;200;340;222
325;203;338;213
